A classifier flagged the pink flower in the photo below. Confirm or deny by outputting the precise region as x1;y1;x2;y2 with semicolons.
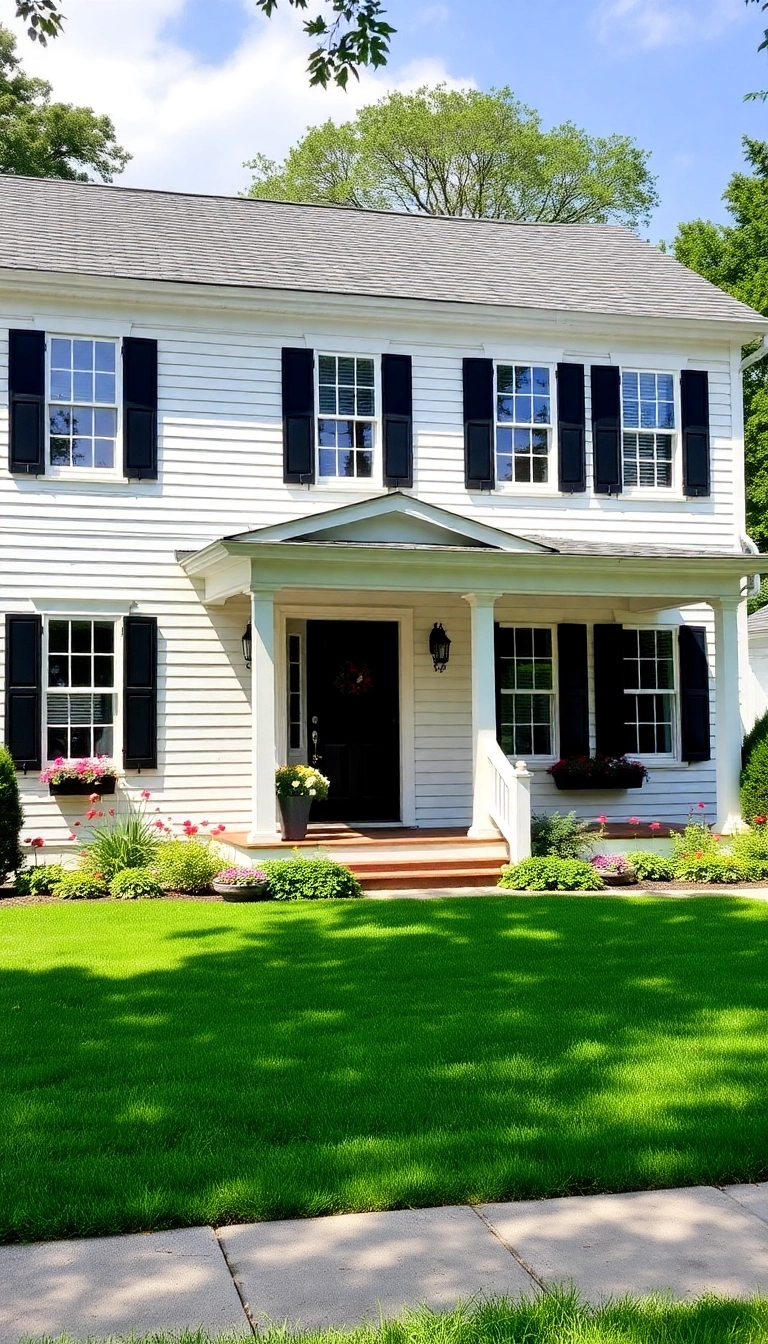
183;824;199;836
182;820;191;827
629;817;640;826
67;833;76;841
73;821;81;828
153;819;164;829
141;789;151;800
29;837;44;849
597;814;608;825
89;793;99;803
108;808;115;817
85;809;98;820
201;820;209;827
216;824;226;834
649;821;661;832
697;802;706;810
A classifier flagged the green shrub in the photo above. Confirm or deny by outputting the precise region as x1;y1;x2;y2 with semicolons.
742;733;768;825
109;867;164;900
53;872;107;900
743;708;768;769
531;811;593;860
15;863;66;896
155;838;221;893
670;822;720;860
499;857;604;891
0;746;23;882
625;851;675;881
729;826;768;877
262;855;363;900
80;805;161;881
673;853;756;884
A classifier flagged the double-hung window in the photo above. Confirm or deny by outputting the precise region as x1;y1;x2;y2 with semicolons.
46;619;115;759
49;337;119;472
497;627;555;756
621;371;675;489
623;628;676;756
495;364;552;485
317;354;376;479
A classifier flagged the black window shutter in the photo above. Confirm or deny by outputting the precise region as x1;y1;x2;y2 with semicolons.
593;623;626;756
382;353;413;487
557;624;589;757
679;625;711;762
4;614;42;769
123;616;158;770
556;364;586;492
463;358;494;490
681;370;710;498
282;347;315;484
9;330;45;475
123;337;158;480
591;366;621;495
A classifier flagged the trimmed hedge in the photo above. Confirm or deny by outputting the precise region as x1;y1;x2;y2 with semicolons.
742;724;768;825
53;872;107;900
0;746;23;883
262;856;363;900
155;839;221;893
499;857;603;892
625;851;674;881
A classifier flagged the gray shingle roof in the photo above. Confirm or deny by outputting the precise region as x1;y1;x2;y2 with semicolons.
0;175;764;327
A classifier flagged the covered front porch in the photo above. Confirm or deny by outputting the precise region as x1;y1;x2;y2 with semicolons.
181;494;759;858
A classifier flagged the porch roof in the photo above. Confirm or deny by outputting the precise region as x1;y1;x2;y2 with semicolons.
179;494;760;606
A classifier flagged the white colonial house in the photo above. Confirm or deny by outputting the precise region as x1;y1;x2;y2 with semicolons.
1;176;766;866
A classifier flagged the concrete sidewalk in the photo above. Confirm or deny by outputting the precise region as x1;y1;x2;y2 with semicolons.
3;1184;768;1342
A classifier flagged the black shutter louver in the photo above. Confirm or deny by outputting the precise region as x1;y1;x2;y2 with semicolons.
679;624;711;762
9;330;45;475
123;616;158;770
123;337;158;480
557;624;590;757
593;623;626;757
591;365;621;495
681;370;710;498
282;347;315;484
382;353;413;487
4;614;42;769
463;358;494;490
557;364;586;492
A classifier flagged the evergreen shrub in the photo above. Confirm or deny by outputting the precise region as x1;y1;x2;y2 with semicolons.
531;811;593;859
0;746;23;882
155;838;221;893
15;864;65;896
741;730;768;825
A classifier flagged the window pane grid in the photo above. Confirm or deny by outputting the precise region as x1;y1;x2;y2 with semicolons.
318;354;375;480
288;633;302;752
498;627;554;756
49;338;118;470
496;365;551;485
623;628;675;755
621;370;675;490
46;619;115;760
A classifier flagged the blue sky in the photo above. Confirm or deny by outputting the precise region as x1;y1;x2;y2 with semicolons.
13;0;768;242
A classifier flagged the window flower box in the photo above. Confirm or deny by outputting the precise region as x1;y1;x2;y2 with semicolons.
41;756;117;796
548;756;649;791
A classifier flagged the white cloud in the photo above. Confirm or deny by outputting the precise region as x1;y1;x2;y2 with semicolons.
593;0;744;51
6;0;470;195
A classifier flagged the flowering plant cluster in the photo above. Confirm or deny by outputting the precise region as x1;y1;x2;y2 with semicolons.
214;866;268;887
275;764;330;801
40;756;117;785
548;755;649;782
590;853;635;875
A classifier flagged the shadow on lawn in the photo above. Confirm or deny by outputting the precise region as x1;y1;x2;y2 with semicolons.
1;897;768;1241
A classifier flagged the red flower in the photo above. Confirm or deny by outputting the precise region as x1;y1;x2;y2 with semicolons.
141;789;151;801
597;814;608;824
756;816;766;825
629;817;640;825
67;834;76;841
85;809;98;820
183;824;199;836
108;808;115;817
649;821;661;832
697;802;706;810
73;821;81;827
696;850;704;858
89;793;99;803
29;837;44;848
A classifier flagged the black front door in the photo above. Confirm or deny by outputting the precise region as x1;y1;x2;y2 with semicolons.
306;620;400;822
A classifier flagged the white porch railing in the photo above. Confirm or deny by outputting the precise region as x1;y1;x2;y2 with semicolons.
485;739;533;862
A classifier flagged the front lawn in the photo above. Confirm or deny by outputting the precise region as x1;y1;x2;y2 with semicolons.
1;897;768;1242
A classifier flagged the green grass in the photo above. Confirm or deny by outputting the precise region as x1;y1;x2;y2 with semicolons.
2;897;768;1242
29;1295;768;1344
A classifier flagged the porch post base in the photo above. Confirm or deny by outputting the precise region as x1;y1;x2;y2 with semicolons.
467;824;503;840
719;813;748;836
247;829;282;845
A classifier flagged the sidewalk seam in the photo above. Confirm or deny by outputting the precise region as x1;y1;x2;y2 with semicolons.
213;1226;257;1336
470;1206;545;1292
718;1185;768;1229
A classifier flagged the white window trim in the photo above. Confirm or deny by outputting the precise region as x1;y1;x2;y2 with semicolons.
45;333;124;482
493;361;559;496
42;616;123;766
622;624;680;764
496;621;559;763
619;367;683;499
314;351;382;489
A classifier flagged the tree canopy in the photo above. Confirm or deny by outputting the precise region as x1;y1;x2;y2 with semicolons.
0;24;129;179
672;138;768;548
245;85;658;228
10;0;393;87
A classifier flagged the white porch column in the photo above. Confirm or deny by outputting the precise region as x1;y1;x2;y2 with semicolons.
713;595;744;833
248;589;280;843
464;592;502;839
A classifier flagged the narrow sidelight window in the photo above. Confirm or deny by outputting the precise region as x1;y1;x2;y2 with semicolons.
49;338;118;471
46;619;115;758
623;628;676;755
621;371;675;489
317;354;376;479
495;364;552;484
497;627;555;756
288;632;303;751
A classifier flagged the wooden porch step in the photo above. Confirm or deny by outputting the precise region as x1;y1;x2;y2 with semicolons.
353;867;504;892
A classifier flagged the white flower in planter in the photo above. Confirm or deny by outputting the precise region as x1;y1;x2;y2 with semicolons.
309;789;316;797
292;780;300;789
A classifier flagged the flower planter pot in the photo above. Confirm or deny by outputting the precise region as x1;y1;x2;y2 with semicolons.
553;771;645;791
600;870;638;886
48;777;116;797
213;881;271;902
278;795;313;841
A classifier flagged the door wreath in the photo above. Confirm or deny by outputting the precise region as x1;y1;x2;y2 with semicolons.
333;661;374;696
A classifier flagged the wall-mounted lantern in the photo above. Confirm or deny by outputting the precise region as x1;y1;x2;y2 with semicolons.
242;622;252;670
429;622;451;673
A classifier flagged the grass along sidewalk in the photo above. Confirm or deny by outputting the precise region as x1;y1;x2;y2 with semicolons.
27;1295;768;1344
2;897;768;1242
